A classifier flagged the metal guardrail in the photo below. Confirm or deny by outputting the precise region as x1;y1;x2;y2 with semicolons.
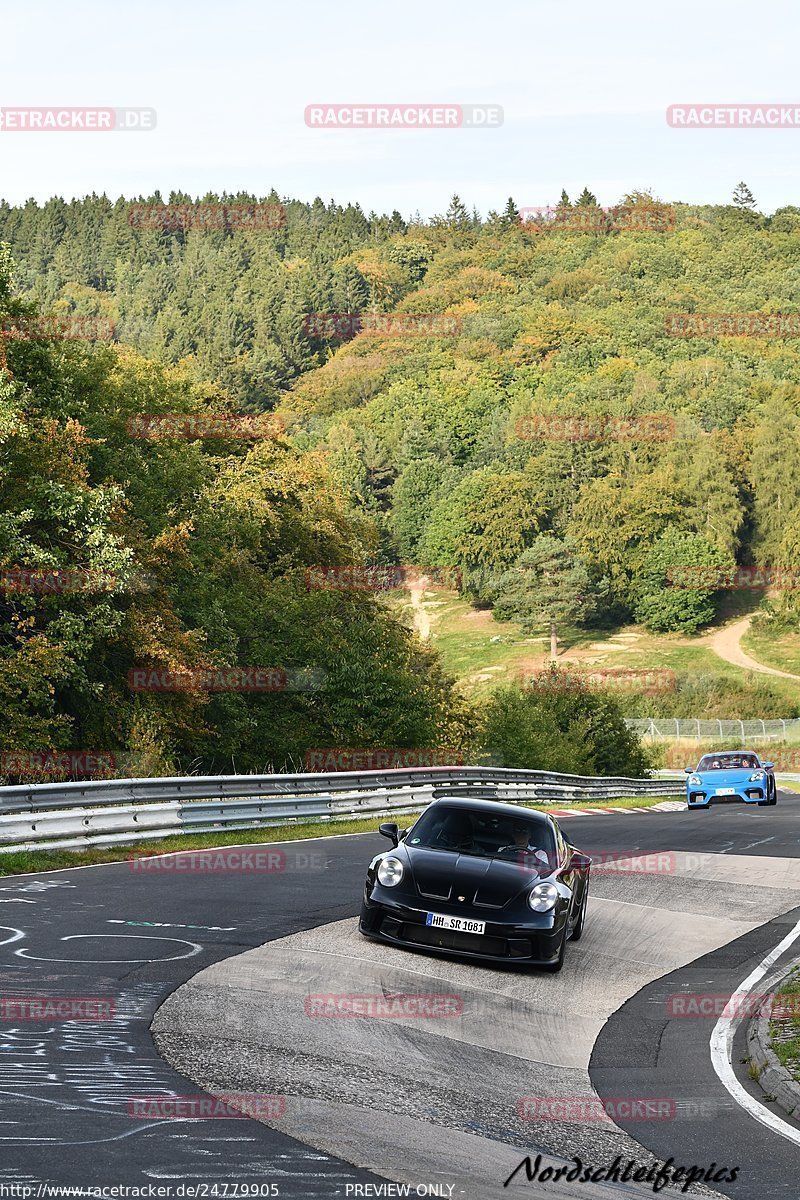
0;766;685;853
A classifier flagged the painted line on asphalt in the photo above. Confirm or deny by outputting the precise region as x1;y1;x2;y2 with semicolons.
710;915;800;1146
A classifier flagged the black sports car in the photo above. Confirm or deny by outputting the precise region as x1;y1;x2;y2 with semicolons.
359;798;591;972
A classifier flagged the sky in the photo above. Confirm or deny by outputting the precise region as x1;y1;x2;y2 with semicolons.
2;0;800;218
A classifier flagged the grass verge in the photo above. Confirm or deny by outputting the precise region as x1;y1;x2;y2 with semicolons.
390;586;800;710
770;965;800;1078
744;627;800;678
0;794;677;877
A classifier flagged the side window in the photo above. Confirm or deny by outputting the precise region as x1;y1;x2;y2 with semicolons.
554;825;567;867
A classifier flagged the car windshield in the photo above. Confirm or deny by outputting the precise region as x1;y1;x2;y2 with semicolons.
405;805;557;865
697;753;760;772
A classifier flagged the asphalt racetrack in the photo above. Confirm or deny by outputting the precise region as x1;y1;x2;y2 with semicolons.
3;793;800;1198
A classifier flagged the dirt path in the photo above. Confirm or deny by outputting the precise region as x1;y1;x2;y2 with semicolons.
705;615;800;681
407;577;431;641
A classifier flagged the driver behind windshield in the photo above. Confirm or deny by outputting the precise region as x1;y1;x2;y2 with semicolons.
699;753;758;771
408;806;554;866
496;820;553;868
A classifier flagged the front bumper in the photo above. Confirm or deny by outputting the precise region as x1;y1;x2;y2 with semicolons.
359;893;568;966
687;786;765;808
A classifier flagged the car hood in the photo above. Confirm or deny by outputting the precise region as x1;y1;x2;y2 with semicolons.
695;768;762;785
399;845;547;909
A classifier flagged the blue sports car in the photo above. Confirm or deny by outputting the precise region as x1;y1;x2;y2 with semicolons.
685;750;777;809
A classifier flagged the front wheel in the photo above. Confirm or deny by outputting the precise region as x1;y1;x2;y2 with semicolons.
570;886;588;942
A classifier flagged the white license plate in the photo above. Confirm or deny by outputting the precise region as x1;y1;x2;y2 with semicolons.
715;787;736;796
426;913;485;934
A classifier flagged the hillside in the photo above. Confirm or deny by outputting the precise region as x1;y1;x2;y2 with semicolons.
3;190;800;778
279;196;800;648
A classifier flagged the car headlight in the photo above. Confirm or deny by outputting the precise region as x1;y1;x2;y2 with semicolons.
377;857;404;887
689;775;701;787
749;771;764;782
528;882;559;912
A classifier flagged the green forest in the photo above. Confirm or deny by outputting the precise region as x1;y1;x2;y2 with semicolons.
2;187;800;779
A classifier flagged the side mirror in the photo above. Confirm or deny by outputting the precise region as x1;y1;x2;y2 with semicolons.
684;766;693;774
570;850;592;871
379;822;399;847
764;762;775;771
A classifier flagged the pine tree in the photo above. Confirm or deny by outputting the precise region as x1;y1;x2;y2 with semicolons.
361;430;396;511
493;536;600;659
732;181;757;210
331;263;369;313
445;194;471;230
558;189;571;208
501;197;520;227
576;188;598;207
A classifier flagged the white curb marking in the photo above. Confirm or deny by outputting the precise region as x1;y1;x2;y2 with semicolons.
710;916;800;1146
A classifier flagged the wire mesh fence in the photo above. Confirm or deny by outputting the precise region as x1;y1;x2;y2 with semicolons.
626;718;800;742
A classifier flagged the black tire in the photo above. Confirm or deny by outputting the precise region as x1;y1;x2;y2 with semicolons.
542;923;568;973
770;778;778;805
570;886;588;942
